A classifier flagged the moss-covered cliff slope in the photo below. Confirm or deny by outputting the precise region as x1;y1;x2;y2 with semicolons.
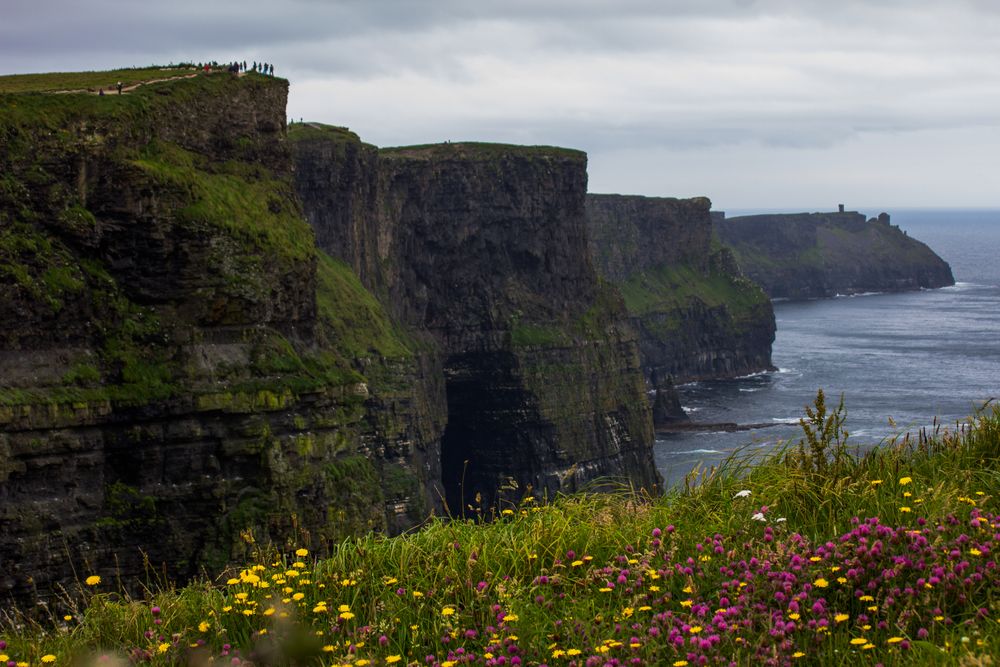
0;70;446;602
715;210;955;299
586;195;776;400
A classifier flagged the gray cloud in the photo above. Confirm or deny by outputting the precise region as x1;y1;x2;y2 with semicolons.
3;0;998;206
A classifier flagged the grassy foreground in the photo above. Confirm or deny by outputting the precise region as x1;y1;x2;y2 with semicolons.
2;394;999;666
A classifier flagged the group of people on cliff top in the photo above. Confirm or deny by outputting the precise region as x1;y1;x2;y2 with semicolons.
216;61;275;76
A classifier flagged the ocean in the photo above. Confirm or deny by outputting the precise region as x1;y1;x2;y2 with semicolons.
654;208;1000;486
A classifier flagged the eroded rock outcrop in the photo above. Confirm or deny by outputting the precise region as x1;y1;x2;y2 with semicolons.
292;131;660;511
586;195;776;408
715;210;955;299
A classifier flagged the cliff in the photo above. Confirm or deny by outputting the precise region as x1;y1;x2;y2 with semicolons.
585;195;776;401
291;128;660;512
0;72;663;602
715;211;955;299
0;72;446;602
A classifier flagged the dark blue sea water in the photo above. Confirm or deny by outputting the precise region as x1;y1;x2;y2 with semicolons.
655;209;1000;486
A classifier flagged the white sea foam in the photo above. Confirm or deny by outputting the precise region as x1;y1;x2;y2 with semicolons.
771;417;801;424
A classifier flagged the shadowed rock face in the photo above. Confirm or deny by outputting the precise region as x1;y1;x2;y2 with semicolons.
585;195;776;406
715;211;955;299
0;77;445;603
292;133;661;511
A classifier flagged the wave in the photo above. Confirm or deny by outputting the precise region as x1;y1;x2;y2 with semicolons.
771;417;801;424
834;291;884;299
673;448;724;455
733;370;770;379
739;387;762;392
681;406;702;413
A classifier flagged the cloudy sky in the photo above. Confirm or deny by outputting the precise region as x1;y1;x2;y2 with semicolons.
5;0;998;209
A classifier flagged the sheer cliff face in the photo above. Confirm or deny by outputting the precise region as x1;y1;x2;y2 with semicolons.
586;195;776;387
292;132;660;511
0;77;444;602
716;212;956;299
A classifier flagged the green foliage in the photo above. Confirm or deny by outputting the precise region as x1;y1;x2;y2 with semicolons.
315;251;412;359
380;141;585;161
133;140;315;263
619;262;767;319
3;403;1000;665
0;67;196;94
793;388;849;474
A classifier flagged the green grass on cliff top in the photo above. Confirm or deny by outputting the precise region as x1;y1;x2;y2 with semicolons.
380;141;586;160
287;122;364;145
4;396;1000;665
0;67;196;93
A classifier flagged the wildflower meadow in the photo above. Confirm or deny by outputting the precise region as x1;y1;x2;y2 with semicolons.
3;394;1000;666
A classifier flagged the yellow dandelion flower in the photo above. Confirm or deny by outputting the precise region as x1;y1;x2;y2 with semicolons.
599;587;613;593
970;548;983;556
850;637;868;645
386;656;402;664
870;480;882;486
680;599;693;607
638;605;652;611
264;607;275;616
292;592;305;601
503;613;519;622
899;477;912;485
292;561;306;569
859;595;873;602
199;621;211;632
442;606;456;616
649;585;660;592
689;626;703;634
383;576;398;585
412;590;424;598
356;661;370;666
222;606;232;612
899;506;912;513
312;603;327;613
567;649;582;656
157;643;170;654
242;609;254;616
837;577;847;584
788;613;801;620
339;611;355;620
0;655;7;662
85;575;101;586
338;604;350;613
296;548;309;557
682;585;693;593
863;644;875;650
226;578;240;585
443;661;457;667
835;613;849;623
792;652;805;659
887;637;903;644
571;560;584;567
813;578;829;588
673;661;689;667
285;569;299;577
41;656;57;664
809;556;822;562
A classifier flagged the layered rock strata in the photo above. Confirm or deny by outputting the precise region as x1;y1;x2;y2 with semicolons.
585;195;776;404
292;131;661;512
0;75;445;602
715;211;955;299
